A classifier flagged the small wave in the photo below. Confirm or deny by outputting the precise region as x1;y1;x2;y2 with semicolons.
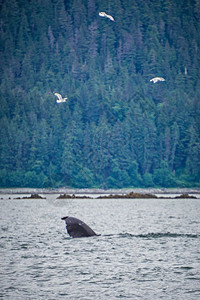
118;232;199;239
185;289;200;294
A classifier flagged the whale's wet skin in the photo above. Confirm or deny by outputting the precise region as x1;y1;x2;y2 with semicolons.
0;196;200;299
61;216;98;238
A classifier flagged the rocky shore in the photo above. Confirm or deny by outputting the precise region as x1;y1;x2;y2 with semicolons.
0;188;199;200
97;192;197;199
56;193;91;199
0;187;200;195
55;191;197;199
14;194;46;199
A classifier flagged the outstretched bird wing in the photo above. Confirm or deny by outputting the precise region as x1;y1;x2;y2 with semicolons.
107;14;115;21
150;77;165;83
54;93;63;100
99;12;114;21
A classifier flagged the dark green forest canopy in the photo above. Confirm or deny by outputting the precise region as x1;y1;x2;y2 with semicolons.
0;0;200;188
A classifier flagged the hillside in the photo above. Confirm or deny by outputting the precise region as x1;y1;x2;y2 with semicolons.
0;0;200;188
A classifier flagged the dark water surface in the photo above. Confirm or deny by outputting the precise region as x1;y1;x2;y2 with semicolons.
0;195;200;299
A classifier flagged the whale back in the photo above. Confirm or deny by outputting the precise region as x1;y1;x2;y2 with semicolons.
61;216;97;238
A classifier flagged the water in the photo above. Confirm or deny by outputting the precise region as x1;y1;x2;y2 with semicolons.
0;194;200;299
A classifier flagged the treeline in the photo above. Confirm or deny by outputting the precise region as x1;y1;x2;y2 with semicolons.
0;0;200;188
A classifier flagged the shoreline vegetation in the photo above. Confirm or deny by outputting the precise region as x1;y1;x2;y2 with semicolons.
0;188;199;199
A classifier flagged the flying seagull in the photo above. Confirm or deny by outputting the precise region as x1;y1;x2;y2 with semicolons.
150;77;165;83
99;11;115;22
54;93;68;103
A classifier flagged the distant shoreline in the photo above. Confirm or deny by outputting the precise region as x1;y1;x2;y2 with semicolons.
0;187;200;195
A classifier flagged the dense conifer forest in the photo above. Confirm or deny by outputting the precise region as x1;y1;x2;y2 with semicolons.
0;0;200;188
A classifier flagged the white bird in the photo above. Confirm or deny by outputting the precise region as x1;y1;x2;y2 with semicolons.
99;11;115;22
150;77;166;83
54;93;68;103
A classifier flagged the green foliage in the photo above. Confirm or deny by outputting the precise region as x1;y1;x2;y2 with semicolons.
0;0;200;188
24;171;45;188
143;173;155;188
153;161;177;187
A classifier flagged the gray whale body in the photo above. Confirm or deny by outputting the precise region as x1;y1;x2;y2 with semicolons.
61;216;98;238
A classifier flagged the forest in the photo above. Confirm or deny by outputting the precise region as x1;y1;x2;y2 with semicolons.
0;0;200;188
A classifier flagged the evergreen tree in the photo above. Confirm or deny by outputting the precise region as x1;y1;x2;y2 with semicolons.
0;0;199;188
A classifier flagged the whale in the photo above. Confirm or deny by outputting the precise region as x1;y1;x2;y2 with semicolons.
61;216;98;238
